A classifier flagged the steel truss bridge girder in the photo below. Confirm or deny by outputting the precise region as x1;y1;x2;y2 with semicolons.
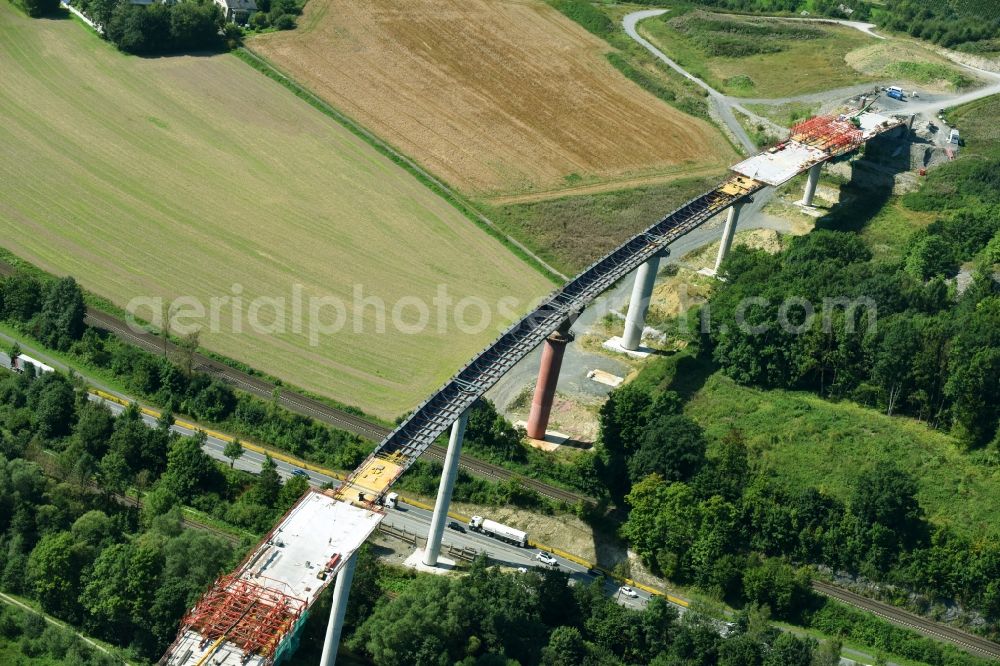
340;178;765;495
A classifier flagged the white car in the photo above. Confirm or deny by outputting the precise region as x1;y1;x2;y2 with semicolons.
618;585;639;599
535;552;558;566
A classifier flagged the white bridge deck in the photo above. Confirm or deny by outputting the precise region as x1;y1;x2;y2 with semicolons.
161;491;383;666
159;110;906;666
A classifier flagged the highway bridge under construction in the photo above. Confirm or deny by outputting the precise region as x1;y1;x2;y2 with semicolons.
159;110;906;666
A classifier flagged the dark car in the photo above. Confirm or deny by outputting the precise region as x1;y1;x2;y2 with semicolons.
447;521;466;533
291;469;309;478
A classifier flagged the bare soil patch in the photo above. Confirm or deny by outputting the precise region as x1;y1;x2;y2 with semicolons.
251;0;733;198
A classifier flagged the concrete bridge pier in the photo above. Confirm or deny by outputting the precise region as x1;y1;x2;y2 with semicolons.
319;549;359;666
713;201;745;274
800;162;822;207
525;320;574;440
422;409;469;566
621;254;662;351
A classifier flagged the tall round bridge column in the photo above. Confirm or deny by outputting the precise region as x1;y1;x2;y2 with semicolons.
621;255;661;351
319;550;359;666
714;201;745;274
801;162;822;207
526;321;574;440
423;409;469;566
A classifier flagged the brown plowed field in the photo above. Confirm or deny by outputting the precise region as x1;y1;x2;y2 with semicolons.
251;0;734;199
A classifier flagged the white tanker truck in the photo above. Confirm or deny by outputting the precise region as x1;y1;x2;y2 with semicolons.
468;515;528;547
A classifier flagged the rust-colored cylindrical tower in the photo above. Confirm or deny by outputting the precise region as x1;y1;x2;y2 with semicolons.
526;325;574;440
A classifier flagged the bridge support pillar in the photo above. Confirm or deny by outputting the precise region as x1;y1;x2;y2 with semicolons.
801;162;822;207
526;320;574;440
423;409;469;566
621;255;661;351
714;202;745;274
319;550;359;666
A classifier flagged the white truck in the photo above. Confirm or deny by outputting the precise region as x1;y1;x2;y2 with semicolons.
383;492;399;509
10;353;54;376
468;516;528;547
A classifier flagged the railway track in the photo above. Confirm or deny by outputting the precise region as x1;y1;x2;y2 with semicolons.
83;309;594;504
811;580;1000;660
0;257;594;506
109;490;242;546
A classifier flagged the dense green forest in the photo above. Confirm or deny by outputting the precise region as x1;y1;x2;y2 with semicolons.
0;361;350;657
288;551;844;666
590;97;1000;662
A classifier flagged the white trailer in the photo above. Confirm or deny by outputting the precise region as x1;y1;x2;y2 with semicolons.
11;353;54;376
468;515;528;547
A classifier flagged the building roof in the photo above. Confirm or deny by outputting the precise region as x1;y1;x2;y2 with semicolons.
215;0;256;12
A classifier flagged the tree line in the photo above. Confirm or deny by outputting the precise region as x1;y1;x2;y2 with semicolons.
0;361;330;657
596;382;998;665
705;212;998;447
9;0;241;56
0;269;373;469
330;553;842;666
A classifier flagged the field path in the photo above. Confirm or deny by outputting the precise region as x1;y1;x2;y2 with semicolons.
0;592;128;664
623;9;757;153
485;164;727;206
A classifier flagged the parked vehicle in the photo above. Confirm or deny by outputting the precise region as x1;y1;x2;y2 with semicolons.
535;552;558;566
447;520;466;533
468;515;528;547
886;86;905;101
949;129;961;145
383;492;399;509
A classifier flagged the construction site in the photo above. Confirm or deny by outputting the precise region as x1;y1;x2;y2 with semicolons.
157;104;905;666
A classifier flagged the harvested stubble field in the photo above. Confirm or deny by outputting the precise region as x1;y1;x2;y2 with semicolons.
0;4;550;419
250;0;734;200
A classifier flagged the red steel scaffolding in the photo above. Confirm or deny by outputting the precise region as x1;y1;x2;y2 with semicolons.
790;115;863;154
179;575;307;661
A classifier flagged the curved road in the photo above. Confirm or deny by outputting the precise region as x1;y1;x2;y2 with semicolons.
624;9;1000;151
623;9;757;154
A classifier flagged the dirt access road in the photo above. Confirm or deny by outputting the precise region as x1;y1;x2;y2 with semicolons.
625;9;1000;142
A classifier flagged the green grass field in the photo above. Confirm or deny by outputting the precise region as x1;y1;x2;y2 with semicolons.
0;4;551;420
686;373;1000;540
946;94;1000;154
484;174;726;275
638;10;878;98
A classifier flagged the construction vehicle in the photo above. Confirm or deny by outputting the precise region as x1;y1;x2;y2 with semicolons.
468;516;528;547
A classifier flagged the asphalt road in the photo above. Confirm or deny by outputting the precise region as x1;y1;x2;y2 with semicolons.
90;390;653;611
381;500;653;611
